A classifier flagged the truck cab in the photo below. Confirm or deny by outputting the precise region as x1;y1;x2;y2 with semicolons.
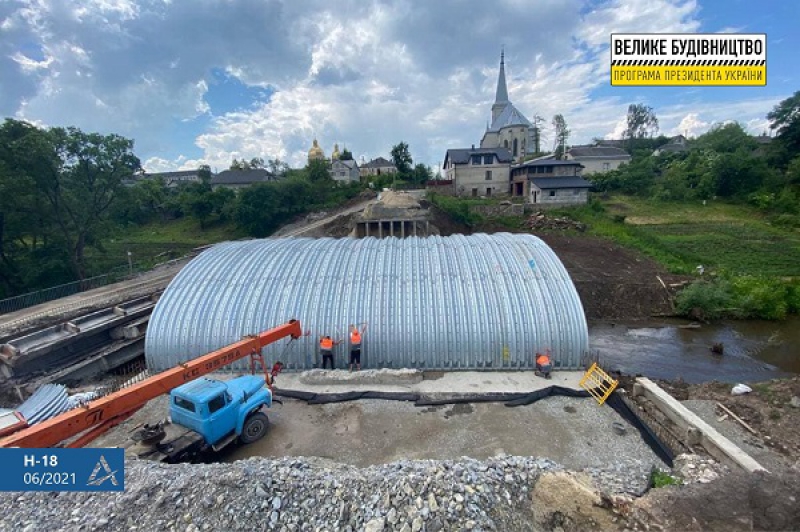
169;375;272;450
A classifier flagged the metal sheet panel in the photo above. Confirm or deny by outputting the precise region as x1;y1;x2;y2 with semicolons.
145;234;589;371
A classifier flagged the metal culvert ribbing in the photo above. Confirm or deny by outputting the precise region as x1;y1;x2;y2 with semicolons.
144;233;588;371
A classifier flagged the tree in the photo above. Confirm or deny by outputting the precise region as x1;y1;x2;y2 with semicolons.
198;164;212;185
230;157;265;170
624;104;659;145
306;158;331;183
266;158;290;177
411;164;432;186
767;91;800;162
339;148;353;161
390;142;413;174
39;126;140;280
551;114;570;159
694;122;757;153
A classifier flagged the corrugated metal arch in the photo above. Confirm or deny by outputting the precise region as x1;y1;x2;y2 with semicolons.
145;233;589;371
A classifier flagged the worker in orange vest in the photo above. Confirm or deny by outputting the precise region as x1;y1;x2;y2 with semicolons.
319;335;341;370
535;351;552;379
348;323;368;371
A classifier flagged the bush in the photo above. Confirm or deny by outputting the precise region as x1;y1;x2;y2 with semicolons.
650;469;678;489
427;193;484;227
730;276;789;320
676;280;734;320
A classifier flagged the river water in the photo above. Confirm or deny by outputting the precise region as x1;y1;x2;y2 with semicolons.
589;317;800;383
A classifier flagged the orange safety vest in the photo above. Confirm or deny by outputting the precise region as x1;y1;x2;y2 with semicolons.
320;338;334;350
350;330;361;344
536;354;551;366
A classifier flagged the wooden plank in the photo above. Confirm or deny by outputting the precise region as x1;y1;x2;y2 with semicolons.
716;402;759;436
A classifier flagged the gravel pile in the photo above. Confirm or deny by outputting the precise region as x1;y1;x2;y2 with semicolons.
0;454;642;532
673;453;730;484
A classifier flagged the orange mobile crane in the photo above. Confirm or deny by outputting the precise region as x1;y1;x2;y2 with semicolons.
0;319;302;454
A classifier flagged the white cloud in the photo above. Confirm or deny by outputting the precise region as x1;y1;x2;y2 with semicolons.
0;0;787;172
673;113;709;137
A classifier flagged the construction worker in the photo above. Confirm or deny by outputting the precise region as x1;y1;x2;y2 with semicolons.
535;351;552;379
349;323;368;371
319;335;341;370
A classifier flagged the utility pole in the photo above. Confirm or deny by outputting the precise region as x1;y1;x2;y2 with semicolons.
127;251;133;277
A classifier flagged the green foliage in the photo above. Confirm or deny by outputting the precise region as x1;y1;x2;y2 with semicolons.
427;193;484;227
676;280;735;320
677;277;800;321
339;149;353;161
767;91;800;164
692;122;757;153
390;141;413;174
306;158;331;183
625;104;659;144
0;118;140;290
234;178;362;238
650;469;678;489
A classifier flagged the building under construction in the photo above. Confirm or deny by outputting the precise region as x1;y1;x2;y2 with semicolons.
145;233;589;371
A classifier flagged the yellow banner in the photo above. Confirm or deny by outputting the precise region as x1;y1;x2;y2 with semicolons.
611;65;766;86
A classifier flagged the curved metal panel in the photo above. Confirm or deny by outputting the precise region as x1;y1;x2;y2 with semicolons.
145;234;589;371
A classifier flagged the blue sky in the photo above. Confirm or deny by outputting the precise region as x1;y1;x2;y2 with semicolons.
0;0;796;171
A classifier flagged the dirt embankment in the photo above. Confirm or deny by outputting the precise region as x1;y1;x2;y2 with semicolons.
431;206;688;321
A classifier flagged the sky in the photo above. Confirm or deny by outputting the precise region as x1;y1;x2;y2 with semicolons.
1;0;796;172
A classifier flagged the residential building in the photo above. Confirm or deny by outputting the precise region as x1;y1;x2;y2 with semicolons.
565;146;631;175
509;159;584;198
529;177;593;206
653;134;689;156
442;147;512;197
143;170;204;188
211;169;276;190
479;51;535;162
331;159;360;183
360;156;398;179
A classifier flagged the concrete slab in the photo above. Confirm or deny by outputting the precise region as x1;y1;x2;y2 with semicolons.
633;377;768;473
274;370;584;395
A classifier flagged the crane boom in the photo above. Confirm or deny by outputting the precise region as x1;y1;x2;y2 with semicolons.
0;319;302;449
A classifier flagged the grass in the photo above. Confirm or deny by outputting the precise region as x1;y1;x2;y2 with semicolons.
650;469;679;489
86;216;243;276
556;196;800;277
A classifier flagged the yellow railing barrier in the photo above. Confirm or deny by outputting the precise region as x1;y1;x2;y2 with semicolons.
580;362;619;405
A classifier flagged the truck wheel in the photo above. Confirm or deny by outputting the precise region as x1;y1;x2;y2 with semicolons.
240;412;269;444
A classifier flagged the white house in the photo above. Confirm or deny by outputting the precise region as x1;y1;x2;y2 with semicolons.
331;159;360;183
442;147;512;197
565;146;631;175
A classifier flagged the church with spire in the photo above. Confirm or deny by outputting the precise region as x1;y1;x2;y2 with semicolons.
479;50;534;163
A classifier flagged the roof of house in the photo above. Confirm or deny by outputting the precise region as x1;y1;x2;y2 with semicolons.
211;169;275;185
144;170;200;179
333;159;359;170
487;102;531;132
362;157;396;169
654;143;689;154
567;146;631;158
514;159;583;168
444;147;513;166
530;177;593;189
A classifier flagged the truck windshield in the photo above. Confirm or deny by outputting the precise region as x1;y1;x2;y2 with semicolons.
174;396;196;412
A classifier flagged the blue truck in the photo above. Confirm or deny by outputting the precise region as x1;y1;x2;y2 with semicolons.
129;374;274;463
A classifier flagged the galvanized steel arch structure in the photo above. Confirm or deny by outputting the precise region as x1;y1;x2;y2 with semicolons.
145;234;589;371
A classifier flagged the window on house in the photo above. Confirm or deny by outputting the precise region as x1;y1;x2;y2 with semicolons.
208;394;226;414
471;155;482;165
485;170;492;180
549;190;556;197
545;166;553;173
486;187;492;197
603;162;610;171
472;188;478;197
504;140;509;149
573;189;580;195
513;138;518;157
483;155;493;164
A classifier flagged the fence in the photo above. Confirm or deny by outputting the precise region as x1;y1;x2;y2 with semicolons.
0;271;135;315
